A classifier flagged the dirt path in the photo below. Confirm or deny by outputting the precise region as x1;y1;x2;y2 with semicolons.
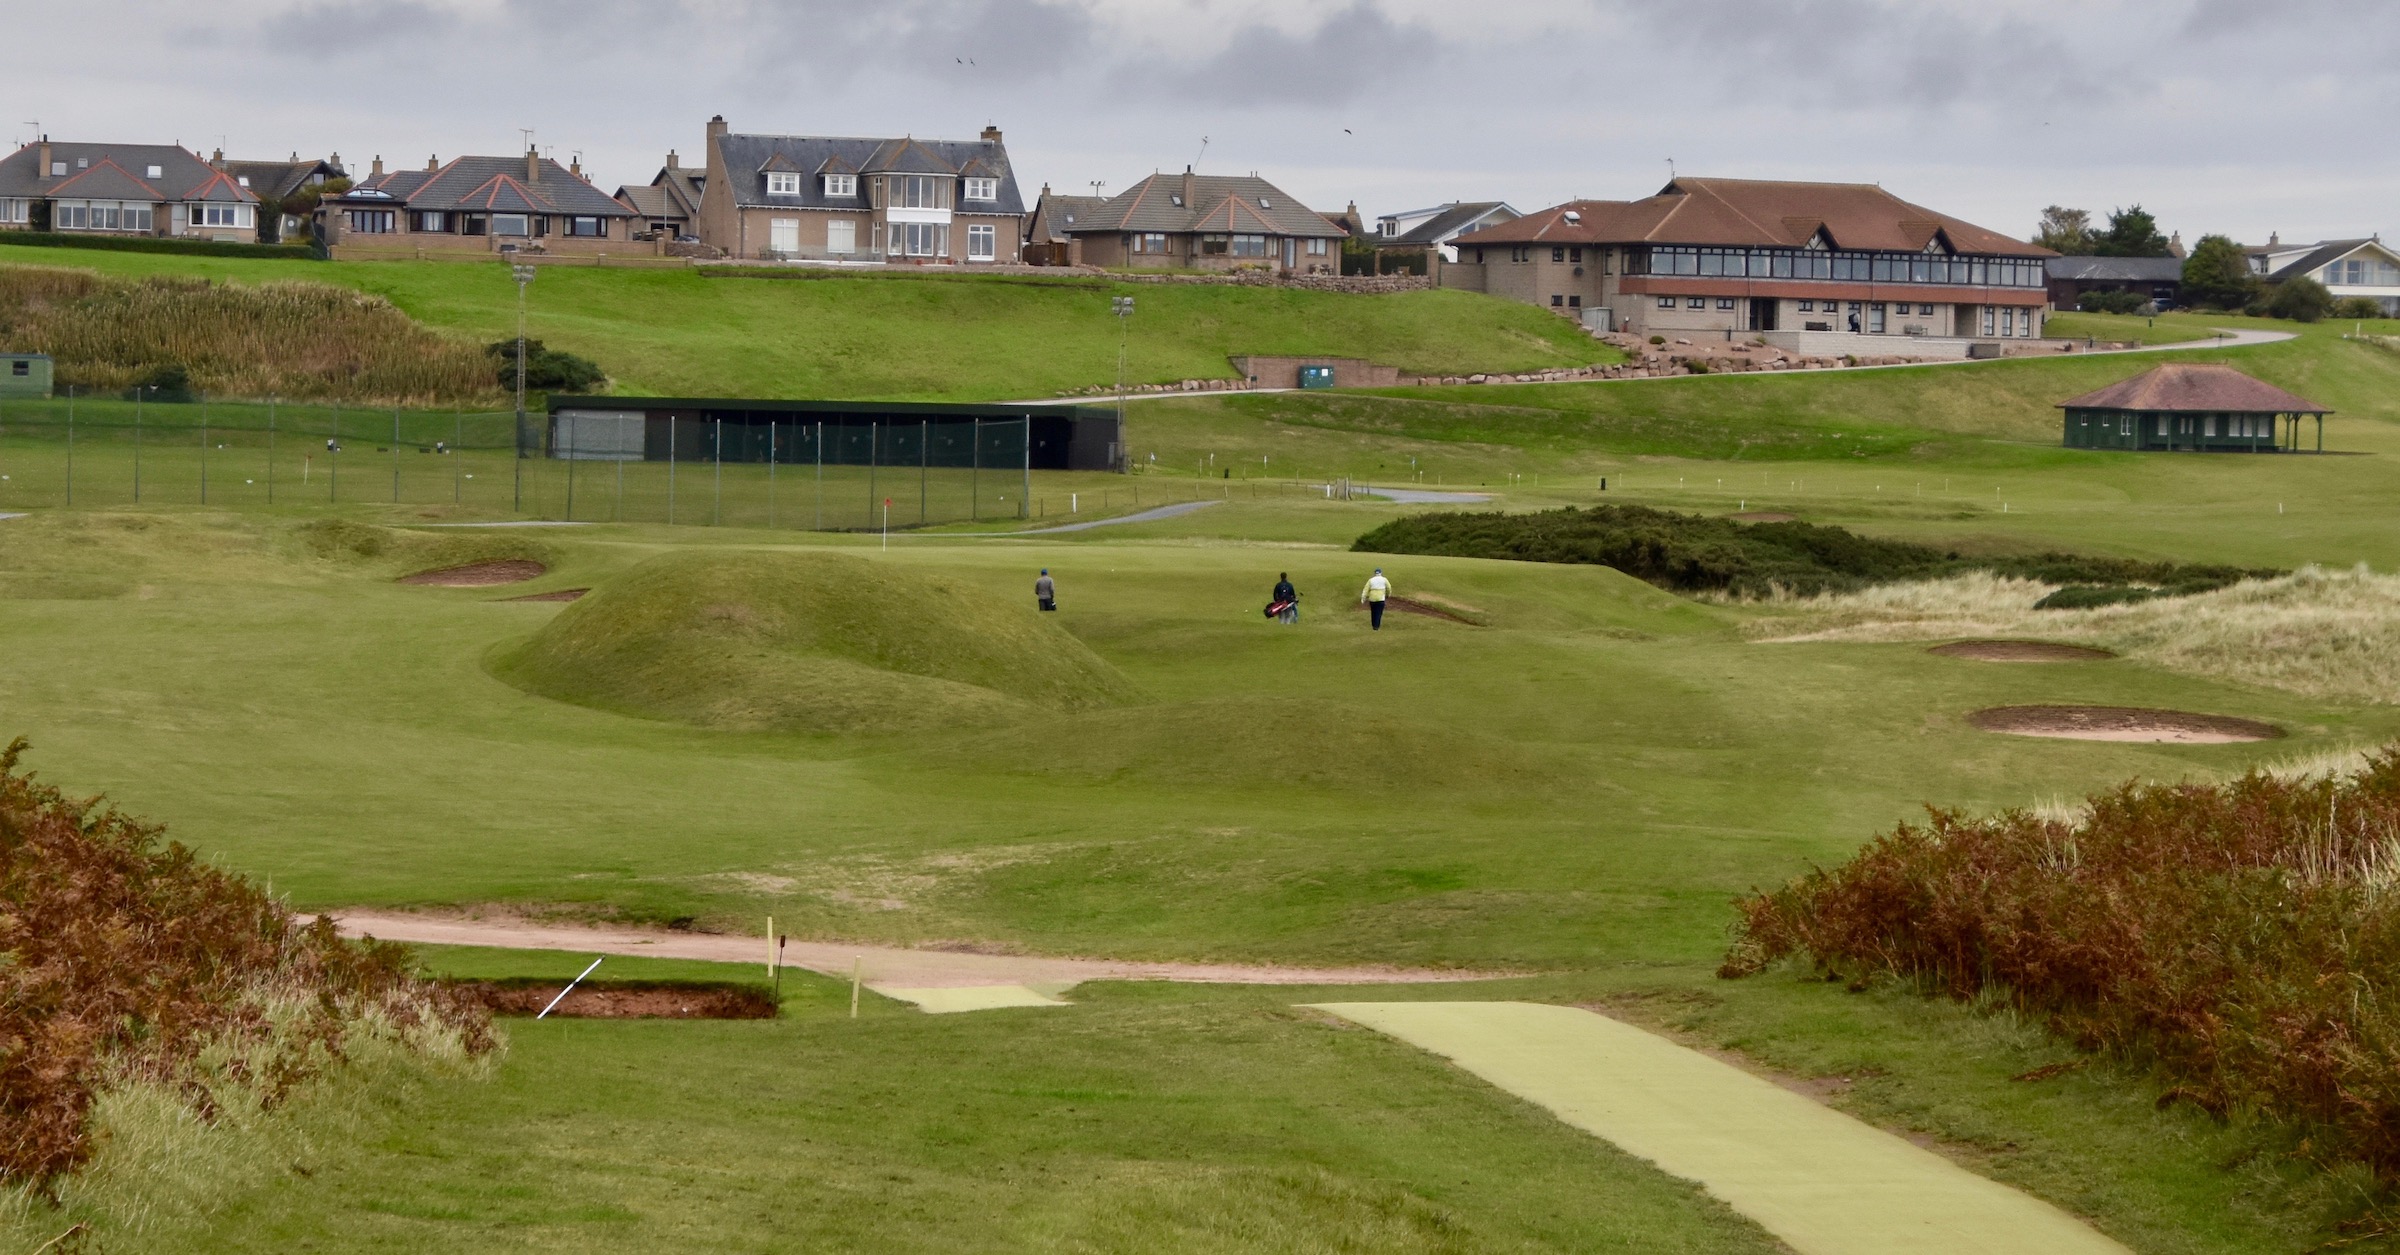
335;912;1506;1001
1311;1002;2128;1255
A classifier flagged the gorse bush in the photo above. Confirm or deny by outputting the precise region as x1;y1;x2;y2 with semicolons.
0;264;502;405
1353;505;2270;598
485;338;606;394
0;737;491;1186
1720;748;2400;1191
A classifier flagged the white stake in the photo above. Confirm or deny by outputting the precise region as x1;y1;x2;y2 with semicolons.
536;957;605;1019
850;956;862;1019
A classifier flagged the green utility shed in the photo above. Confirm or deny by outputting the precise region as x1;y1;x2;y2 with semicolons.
2059;362;2329;452
0;353;53;399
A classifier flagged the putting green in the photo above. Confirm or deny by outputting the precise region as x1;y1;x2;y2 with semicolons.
879;984;1071;1013
1308;1002;2129;1255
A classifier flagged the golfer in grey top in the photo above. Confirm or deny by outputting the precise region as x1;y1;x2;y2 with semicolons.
1035;569;1056;612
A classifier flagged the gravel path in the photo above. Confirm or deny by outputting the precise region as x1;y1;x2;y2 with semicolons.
965;498;1223;536
1312;1002;2130;1255
335;911;1504;1001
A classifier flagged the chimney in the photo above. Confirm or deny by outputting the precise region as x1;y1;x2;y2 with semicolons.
370;154;385;178
665;149;679;170
981;124;1002;144
570;155;582;179
527;148;540;183
2269;231;2279;247
36;139;51;181
707;114;729;145
427;154;438;171
211;147;224;168
329;151;341;174
1181;165;1195;208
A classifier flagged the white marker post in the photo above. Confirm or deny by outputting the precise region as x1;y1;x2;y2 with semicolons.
882;497;891;550
536;957;605;1020
850;956;862;1019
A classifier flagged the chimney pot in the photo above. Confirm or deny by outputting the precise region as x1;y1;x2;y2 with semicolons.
211;148;224;166
707;115;729;143
666;149;679;170
527;148;540;183
981;124;1002;144
370;154;385;177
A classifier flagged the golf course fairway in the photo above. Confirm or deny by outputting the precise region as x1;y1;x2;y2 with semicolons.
1312;1001;2131;1255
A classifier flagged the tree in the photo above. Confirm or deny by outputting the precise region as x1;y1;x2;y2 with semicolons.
2267;275;2334;323
258;177;352;246
2033;205;2095;255
2181;235;2258;310
2092;205;2171;258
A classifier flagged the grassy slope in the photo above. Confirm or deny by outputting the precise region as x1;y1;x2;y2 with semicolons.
0;244;1615;401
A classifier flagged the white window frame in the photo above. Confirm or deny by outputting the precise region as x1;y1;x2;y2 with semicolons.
888;221;948;257
769;217;800;255
966;222;996;261
346;209;396;234
823;174;856;197
492;214;530;237
766;172;802;196
1657;296;1675;308
826;219;856;255
889;175;947;210
1685;297;1705;309
195;203;251;229
416;211;446;232
1229;234;1268;257
0;198;25;224
963;177;998;202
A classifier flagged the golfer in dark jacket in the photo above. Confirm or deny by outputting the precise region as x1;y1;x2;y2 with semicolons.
1272;573;1299;624
1035;569;1056;611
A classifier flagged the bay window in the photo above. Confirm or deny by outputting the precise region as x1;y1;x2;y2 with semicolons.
1230;234;1268;257
493;214;530;237
888;175;947;209
194;203;251;229
966;223;996;260
888;221;946;257
1200;234;1229;255
0;199;27;224
58;201;153;231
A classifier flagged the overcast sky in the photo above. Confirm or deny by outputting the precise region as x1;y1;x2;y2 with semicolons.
10;0;2396;244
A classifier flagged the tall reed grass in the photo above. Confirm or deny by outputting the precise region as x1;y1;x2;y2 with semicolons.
0;264;501;406
1724;748;2400;1201
1754;564;2400;705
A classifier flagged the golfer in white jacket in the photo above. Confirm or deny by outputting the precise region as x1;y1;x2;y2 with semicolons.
1361;569;1391;631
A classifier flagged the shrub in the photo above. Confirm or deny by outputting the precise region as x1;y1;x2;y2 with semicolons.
2033;584;2156;610
2268;276;2335;323
0;265;499;405
1353;504;2272;599
2076;289;2150;315
486;338;606;393
1683;359;1710;375
123;362;196;403
1720;748;2400;1193
0;737;491;1186
0;232;314;261
2182;234;2260;311
1648;335;1665;345
2333;297;2386;321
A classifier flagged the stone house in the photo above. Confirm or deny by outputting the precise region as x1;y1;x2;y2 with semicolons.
615;149;705;240
316;151;635;257
695;116;1028;264
1054;168;1347;274
0;137;261;241
1445;177;2055;346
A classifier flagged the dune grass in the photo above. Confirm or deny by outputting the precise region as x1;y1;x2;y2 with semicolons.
0;245;1616;401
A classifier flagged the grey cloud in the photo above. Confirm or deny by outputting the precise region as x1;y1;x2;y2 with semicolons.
1131;4;1445;108
267;0;459;54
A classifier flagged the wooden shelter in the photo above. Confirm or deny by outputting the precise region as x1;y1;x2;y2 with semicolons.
2058;363;2330;453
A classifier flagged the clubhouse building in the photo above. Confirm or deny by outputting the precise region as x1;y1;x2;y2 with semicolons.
1443;177;2056;350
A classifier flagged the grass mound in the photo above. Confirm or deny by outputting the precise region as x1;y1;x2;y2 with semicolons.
0;737;489;1187
948;697;1549;792
299;519;556;581
0;264;500;405
1721;748;2400;1209
496;551;1134;733
1354;504;2272;599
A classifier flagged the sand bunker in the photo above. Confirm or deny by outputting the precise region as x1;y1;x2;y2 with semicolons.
447;979;775;1019
1930;640;2116;663
400;559;547;587
1969;705;2282;744
503;588;587;603
1353;596;1479;624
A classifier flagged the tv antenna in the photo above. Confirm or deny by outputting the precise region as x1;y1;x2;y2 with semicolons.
1666;157;1676;178
1193;136;1209;168
1088;180;1105;197
518;127;535;152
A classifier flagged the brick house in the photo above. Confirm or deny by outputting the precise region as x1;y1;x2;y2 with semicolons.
1055;168;1347;274
615;149;704;240
0;137;260;241
217;152;347;243
1446;177;2056;344
1022;185;1107;265
315;151;635;257
696;116;1028;264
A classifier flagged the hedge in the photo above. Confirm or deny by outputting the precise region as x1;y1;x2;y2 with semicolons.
0;232;315;261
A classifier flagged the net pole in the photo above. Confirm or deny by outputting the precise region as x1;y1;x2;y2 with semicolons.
199;397;209;505
712;417;722;526
814;419;822;531
971;417;980;521
767;419;777;529
267;396;276;505
668;414;677;525
920;418;927;525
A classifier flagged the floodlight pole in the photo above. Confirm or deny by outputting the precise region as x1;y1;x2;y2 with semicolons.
512;263;536;513
1112;295;1135;444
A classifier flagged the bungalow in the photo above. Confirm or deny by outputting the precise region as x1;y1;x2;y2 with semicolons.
216;151;347;243
1371;201;1519;269
0;138;260;242
315;150;635;257
1054;168;1347;274
695;116;1028;264
1445;177;2055;345
1023;185;1107;266
614;148;703;240
2244;234;2400;315
2059;363;2330;453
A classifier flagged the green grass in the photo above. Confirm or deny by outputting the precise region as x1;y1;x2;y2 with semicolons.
6;306;2400;1249
0;244;1618;401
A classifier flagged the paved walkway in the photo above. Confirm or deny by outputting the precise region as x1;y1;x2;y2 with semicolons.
1310;1002;2128;1255
334;912;1501;1015
958;498;1222;536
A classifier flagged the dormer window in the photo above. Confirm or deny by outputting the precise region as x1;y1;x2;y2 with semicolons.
766;172;801;196
823;174;856;197
147;165;164;179
49;163;64;176
76;158;88;169
964;177;997;201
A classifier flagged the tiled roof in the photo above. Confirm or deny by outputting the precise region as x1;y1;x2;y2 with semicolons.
613;184;686;218
1452;177;2050;257
344;155;629;217
2245;238;2395;282
2058;364;2328;414
1028;192;1106;243
0;141;255;203
219;158;341;202
1060;171;1345;239
2046;256;2184;282
713;132;1027;214
45;160;165;202
1379;201;1515;247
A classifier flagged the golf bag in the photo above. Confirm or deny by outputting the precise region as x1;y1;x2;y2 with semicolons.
1264;599;1295;620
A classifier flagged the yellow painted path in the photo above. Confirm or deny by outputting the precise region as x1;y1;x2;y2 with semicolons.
1309;1002;2129;1255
